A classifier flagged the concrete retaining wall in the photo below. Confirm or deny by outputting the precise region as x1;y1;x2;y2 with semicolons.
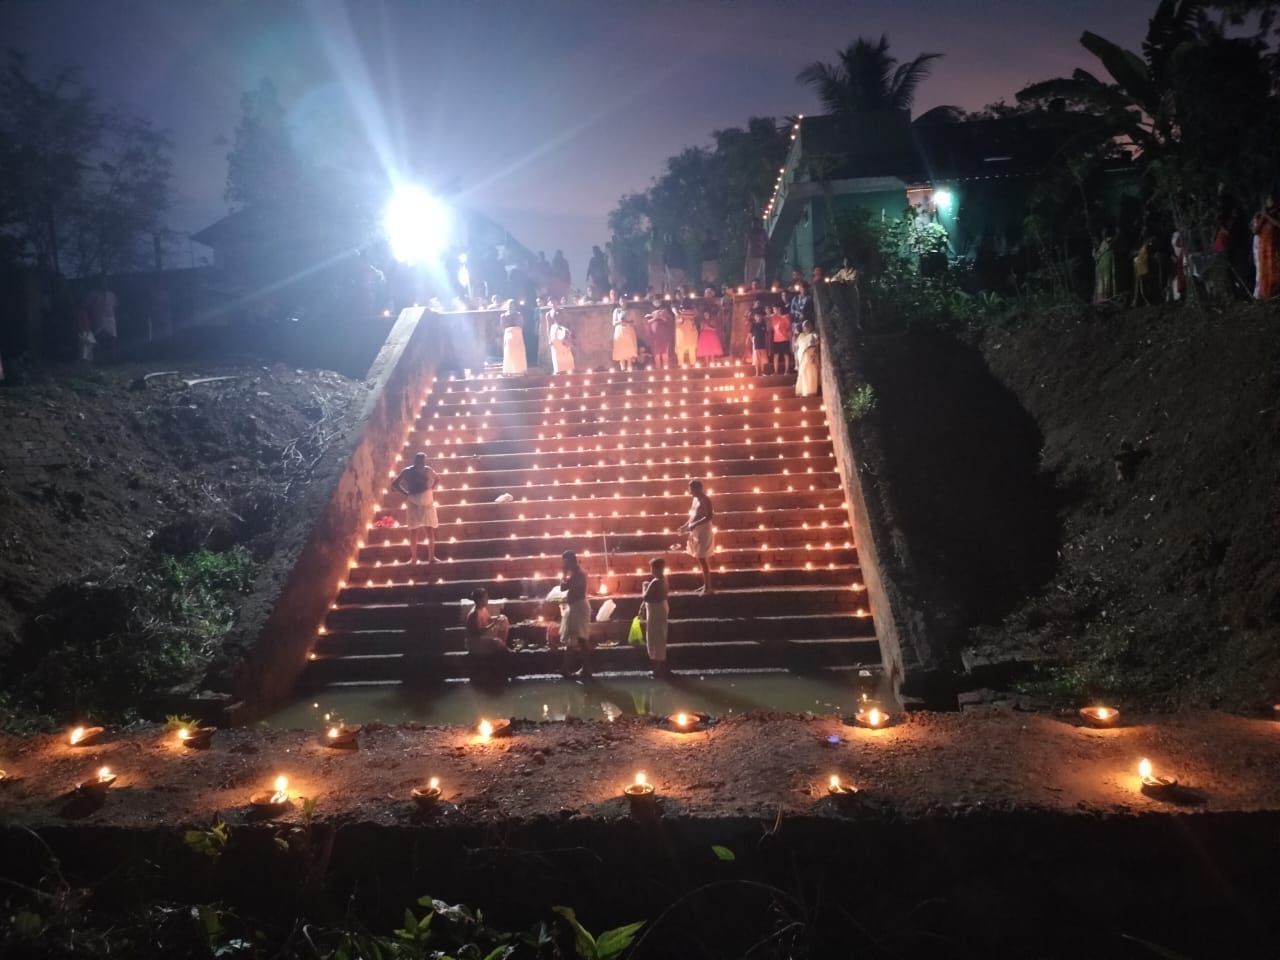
228;307;476;720
813;284;942;697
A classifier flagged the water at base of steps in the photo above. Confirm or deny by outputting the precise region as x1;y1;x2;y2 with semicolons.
268;670;879;727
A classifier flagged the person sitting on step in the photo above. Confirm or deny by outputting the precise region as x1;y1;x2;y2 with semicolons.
465;587;511;656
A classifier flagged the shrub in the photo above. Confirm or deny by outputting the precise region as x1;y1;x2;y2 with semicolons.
844;384;878;422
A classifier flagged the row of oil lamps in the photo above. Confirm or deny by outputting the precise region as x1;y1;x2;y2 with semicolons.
28;704;1204;809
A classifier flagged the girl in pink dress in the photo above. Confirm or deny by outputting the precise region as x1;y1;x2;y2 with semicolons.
695;304;724;360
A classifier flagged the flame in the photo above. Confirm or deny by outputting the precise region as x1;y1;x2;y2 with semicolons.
598;583;609;595
428;777;440;791
1096;707;1112;720
479;720;494;742
327;726;340;739
1138;758;1153;780
97;766;112;782
867;708;883;727
178;728;191;741
70;726;86;745
676;713;689;727
634;772;647;788
272;776;288;803
829;775;840;790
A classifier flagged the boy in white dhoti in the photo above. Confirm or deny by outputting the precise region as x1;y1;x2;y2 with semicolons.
557;550;594;678
679;479;714;595
392;452;439;564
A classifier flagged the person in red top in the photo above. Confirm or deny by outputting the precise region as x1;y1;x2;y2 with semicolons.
769;303;792;375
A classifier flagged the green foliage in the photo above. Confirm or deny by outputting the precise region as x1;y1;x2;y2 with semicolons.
164;713;199;732
184;820;230;861
844;385;878;422
607;117;788;292
711;845;736;861
797;35;949;115
0;547;258;724
552;907;644;960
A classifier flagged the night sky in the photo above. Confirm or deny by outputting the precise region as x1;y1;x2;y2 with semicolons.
2;0;1149;277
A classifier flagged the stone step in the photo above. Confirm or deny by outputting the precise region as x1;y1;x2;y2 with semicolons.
431;366;790;398
359;525;854;561
345;544;857;586
333;566;864;609
420;393;822;425
414;417;824;458
414;437;824;478
372;471;840;517
365;507;851;545
301;636;882;686
316;612;873;657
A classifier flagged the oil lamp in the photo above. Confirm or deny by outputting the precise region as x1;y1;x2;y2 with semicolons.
69;725;103;747
667;711;709;732
250;775;292;812
411;776;443;807
324;722;361;748
477;718;511;743
177;725;216;748
624;771;655;798
849;706;892;729
1078;706;1120;728
1138;758;1178;798
77;765;117;795
827;774;857;796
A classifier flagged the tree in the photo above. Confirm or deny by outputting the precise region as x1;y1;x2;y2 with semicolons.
606;118;787;291
0;49;173;278
797;35;946;116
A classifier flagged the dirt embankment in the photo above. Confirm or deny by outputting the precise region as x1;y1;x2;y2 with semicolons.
0;364;368;723
960;301;1280;708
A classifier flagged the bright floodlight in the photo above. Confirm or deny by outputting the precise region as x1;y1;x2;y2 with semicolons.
386;186;449;264
933;188;954;212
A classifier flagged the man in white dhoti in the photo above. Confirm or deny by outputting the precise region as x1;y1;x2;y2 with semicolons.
557;550;593;678
392;452;439;564
679;479;714;595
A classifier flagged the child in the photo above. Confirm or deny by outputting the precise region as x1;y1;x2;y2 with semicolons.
641;557;669;677
749;308;769;376
769;302;792;375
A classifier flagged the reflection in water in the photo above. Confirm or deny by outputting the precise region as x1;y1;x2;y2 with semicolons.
269;671;870;728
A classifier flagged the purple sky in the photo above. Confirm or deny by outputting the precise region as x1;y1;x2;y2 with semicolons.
2;0;1150;277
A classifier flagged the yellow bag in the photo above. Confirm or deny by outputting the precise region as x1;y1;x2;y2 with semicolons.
627;616;645;646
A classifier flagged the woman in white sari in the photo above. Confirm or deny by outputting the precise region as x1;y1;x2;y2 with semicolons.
794;319;820;398
548;314;574;374
501;300;527;375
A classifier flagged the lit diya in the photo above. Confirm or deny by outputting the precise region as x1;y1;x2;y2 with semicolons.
76;765;117;795
667;711;710;733
411;777;443;807
847;706;892;729
324;723;361;748
827;774;857;797
476;718;511;743
177;725;216;748
250;775;292;814
69;725;104;747
623;771;655;799
1078;705;1120;728
1138;758;1178;799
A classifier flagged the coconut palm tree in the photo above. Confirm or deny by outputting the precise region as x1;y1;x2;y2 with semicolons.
796;35;946;116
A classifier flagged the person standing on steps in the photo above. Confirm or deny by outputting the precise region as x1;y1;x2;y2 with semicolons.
795;319;820;397
393;452;439;564
558;551;594;678
769;300;793;375
612;300;638;371
678;479;714;595
642;557;670;677
500;299;527;375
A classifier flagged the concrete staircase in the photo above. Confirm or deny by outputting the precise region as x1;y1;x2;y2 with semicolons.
302;363;880;688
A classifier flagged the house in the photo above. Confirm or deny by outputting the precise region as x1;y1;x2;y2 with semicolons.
765;110;1134;277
